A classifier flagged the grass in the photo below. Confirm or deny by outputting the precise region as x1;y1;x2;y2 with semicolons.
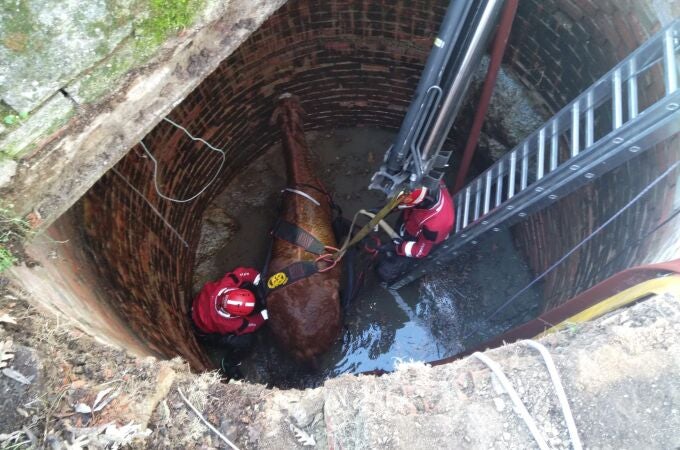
0;246;15;272
0;205;31;273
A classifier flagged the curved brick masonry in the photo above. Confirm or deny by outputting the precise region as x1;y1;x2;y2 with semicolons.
12;0;676;369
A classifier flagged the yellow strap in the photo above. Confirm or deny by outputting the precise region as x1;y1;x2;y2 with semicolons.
538;274;680;337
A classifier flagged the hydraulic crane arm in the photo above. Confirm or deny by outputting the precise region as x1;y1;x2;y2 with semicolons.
369;0;505;197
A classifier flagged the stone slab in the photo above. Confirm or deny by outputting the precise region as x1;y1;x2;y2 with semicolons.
0;0;134;113
0;93;74;162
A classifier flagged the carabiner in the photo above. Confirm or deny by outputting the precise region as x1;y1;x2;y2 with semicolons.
315;253;338;273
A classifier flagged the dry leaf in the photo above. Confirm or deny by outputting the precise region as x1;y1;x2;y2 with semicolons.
104;422;151;450
0;430;24;443
0;313;17;325
26;210;42;229
93;388;119;412
2;368;33;385
290;423;316;447
65;435;89;450
0;340;14;369
75;403;92;414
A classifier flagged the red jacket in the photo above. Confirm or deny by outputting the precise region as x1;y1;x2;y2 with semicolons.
396;182;455;258
192;267;267;335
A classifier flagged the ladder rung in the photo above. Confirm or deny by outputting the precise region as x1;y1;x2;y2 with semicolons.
495;161;503;207
537;128;545;180
586;91;594;148
455;194;463;232
664;28;678;94
571;102;580;157
508;151;517;198
463;187;471;228
521;143;529;190
474;179;482;220
613;68;623;129
628;58;638;120
484;171;492;214
550;120;559;171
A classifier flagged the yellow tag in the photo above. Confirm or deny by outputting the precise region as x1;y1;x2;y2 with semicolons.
267;272;289;289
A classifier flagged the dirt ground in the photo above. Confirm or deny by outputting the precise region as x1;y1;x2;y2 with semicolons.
1;273;679;449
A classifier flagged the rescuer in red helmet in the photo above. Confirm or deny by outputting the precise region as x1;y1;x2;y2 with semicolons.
192;266;268;378
376;181;455;282
192;266;268;337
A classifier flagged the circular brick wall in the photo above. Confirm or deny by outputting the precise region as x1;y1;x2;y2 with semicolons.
74;0;673;367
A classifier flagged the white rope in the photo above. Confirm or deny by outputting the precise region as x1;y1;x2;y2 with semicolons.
357;209;399;239
139;117;227;203
520;340;583;450
282;188;321;206
112;168;189;248
472;352;550;450
177;387;240;450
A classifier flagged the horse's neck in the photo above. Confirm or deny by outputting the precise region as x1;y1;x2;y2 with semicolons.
282;119;318;188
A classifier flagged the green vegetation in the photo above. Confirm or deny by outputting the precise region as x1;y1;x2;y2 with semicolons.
0;205;30;273
3;111;28;126
134;0;204;51
0;0;37;54
0;102;23;133
0;246;15;272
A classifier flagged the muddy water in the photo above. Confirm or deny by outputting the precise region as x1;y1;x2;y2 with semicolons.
194;128;541;387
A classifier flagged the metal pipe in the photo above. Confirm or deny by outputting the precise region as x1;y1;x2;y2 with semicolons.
422;0;506;163
453;0;519;193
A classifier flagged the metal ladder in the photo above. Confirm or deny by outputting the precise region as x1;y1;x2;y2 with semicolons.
391;19;680;290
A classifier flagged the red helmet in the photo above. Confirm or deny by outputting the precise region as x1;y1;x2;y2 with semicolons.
399;186;428;209
218;288;256;316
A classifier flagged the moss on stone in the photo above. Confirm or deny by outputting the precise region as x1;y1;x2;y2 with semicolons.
69;0;206;104
68;36;144;104
0;0;38;54
0;103;21;133
133;0;204;53
0;95;74;160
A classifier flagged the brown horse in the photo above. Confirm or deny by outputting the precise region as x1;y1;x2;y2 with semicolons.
266;94;342;362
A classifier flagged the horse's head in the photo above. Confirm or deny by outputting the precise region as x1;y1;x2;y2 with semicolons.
270;93;304;129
